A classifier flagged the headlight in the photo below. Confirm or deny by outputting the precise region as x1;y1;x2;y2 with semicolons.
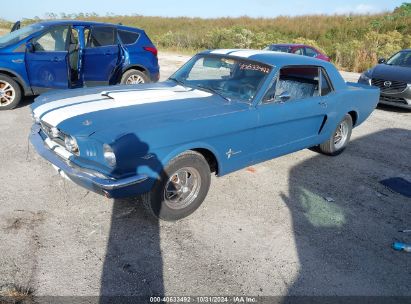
103;144;116;167
65;135;79;154
359;69;372;85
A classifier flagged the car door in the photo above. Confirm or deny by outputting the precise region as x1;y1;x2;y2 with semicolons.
25;25;70;93
253;65;330;163
82;26;121;86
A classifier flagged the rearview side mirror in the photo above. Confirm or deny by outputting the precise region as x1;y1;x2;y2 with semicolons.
26;42;34;53
203;57;222;68
378;58;386;64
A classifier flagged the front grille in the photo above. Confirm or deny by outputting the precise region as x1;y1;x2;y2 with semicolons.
40;121;65;146
372;78;407;94
380;95;407;104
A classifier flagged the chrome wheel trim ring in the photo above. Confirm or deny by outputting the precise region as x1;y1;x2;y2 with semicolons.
334;119;349;150
0;80;16;107
164;167;201;210
126;74;145;84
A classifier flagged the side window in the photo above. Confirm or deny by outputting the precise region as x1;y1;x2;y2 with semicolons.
263;66;319;103
320;69;333;96
87;26;116;47
305;47;318;58
33;26;69;52
294;48;304;55
118;30;140;45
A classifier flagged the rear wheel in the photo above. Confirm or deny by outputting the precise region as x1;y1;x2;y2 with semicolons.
319;114;353;156
121;69;150;85
0;75;22;110
142;151;211;221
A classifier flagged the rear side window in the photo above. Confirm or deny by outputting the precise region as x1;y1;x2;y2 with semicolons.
118;30;140;45
305;47;318;57
263;66;320;103
87;26;116;47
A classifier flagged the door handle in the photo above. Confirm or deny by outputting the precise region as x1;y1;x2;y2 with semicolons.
319;101;327;108
52;57;62;62
104;52;112;56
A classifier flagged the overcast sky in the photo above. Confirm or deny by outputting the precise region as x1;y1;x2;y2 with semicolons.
1;0;404;21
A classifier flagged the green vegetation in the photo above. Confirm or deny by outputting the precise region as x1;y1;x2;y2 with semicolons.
1;3;411;72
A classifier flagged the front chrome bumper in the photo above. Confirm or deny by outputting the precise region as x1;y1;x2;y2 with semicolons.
30;125;149;197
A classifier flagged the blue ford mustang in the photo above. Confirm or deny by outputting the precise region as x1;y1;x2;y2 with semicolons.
30;49;380;221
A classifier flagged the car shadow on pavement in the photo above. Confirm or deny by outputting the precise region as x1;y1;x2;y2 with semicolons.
99;134;166;302
281;128;411;297
99;198;163;302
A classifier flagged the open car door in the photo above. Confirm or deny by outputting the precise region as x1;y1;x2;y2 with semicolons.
25;25;70;94
82;25;122;86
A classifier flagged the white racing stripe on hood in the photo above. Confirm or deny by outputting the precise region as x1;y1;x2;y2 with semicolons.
41;89;212;127
33;93;103;119
33;85;187;119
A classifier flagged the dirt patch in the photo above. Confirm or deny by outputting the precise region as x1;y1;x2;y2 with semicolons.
0;283;35;304
2;211;46;232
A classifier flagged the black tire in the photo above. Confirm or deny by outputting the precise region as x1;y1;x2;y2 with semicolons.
142;151;211;221
120;69;150;85
0;74;22;110
319;114;353;156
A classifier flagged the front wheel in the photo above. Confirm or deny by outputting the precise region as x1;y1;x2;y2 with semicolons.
142;151;211;221
319;114;353;156
0;75;22;110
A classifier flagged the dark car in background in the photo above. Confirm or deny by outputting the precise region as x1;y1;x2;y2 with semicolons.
0;20;159;109
358;49;411;109
264;44;331;62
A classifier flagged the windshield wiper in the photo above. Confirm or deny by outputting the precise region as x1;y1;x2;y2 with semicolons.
195;84;231;102
169;77;185;86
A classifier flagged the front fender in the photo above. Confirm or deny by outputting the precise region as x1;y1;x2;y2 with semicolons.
160;142;223;175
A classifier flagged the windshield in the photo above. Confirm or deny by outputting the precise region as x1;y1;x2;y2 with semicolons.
0;24;44;48
170;54;272;103
386;51;411;67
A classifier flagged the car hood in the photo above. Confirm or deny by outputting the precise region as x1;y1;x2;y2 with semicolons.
32;82;243;138
370;64;411;83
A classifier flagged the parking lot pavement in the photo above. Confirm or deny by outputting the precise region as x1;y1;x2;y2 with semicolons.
0;53;410;299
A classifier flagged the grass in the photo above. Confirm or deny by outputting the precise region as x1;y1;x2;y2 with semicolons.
1;3;410;72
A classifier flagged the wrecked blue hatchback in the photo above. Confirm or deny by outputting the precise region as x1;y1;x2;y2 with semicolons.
0;20;159;109
30;50;380;221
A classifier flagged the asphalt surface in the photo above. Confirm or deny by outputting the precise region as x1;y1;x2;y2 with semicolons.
0;52;410;300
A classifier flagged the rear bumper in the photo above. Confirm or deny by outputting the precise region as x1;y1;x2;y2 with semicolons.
30;125;152;198
149;71;160;82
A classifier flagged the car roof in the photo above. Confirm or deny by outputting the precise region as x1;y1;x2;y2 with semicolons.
34;20;143;32
270;43;307;48
201;49;331;68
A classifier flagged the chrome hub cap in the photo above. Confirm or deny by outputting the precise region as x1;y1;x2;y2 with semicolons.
164;167;201;210
126;74;145;84
0;80;15;107
334;120;349;149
